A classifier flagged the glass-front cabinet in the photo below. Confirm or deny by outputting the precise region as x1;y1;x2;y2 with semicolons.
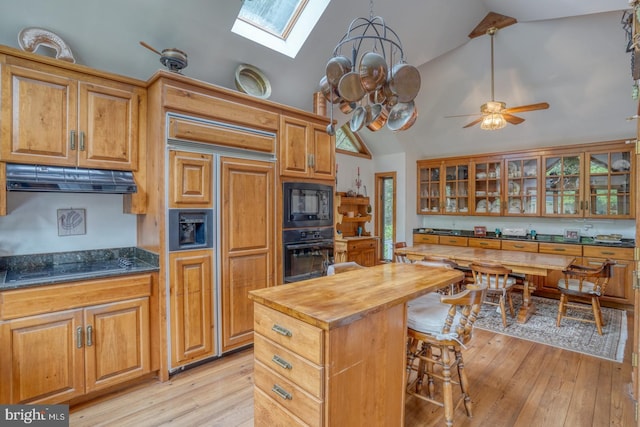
472;158;502;215
416;140;633;219
542;152;582;217
417;160;442;214
443;161;469;214
586;149;633;218
504;156;540;216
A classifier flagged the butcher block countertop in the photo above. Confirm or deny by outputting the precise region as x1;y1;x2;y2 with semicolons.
249;263;464;330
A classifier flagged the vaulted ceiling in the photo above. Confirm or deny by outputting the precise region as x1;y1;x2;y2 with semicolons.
0;0;634;158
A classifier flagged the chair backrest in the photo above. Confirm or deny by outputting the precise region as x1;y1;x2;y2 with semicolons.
327;262;366;276
439;284;487;345
420;255;460;270
470;262;513;289
560;259;616;294
394;242;410;263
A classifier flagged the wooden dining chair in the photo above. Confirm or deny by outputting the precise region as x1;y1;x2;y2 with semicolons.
326;261;366;275
406;284;487;426
556;259;616;335
417;256;466;295
470;262;517;327
394;241;410;263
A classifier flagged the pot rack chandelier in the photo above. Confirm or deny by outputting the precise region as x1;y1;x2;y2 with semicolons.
321;0;421;135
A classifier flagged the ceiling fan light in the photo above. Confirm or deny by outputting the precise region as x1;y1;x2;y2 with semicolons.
480;113;507;130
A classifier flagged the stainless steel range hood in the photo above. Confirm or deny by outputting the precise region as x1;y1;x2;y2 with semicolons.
6;164;137;194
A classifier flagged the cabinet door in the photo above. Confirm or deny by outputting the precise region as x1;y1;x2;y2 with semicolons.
221;156;275;352
78;82;140;170
542;153;583;217
417;161;442;214
472;159;503;215
585;148;634;219
169;250;214;367
0;309;84;404
504;156;540;216
279;115;310;177
443;161;469;214
84;298;151;393
169;150;213;208
311;124;335;179
0;63;78;166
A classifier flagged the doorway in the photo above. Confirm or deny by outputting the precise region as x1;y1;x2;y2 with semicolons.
375;172;396;262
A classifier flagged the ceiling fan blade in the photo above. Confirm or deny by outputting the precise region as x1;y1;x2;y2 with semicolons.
444;113;482;118
503;113;525;125
462;117;484;128
502;102;549;114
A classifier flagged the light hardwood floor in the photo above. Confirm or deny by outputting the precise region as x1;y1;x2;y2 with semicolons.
70;315;635;427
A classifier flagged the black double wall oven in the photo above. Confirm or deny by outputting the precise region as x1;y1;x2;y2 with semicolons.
282;182;334;283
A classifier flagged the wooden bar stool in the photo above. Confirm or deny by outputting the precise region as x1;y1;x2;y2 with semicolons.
406;285;487;427
470;262;517;327
556;259;615;335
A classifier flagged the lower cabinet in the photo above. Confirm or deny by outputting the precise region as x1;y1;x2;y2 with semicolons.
0;292;150;404
169;250;214;367
346;237;378;267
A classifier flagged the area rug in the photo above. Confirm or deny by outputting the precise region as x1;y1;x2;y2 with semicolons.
473;294;627;363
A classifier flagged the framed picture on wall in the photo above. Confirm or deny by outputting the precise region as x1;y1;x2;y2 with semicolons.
57;208;86;236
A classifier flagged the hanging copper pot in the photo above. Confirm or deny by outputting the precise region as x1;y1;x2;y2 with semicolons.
388;62;421;103
325;55;352;88
359;52;387;92
366;105;388;131
338;71;366;102
319;76;342;104
387;101;418;131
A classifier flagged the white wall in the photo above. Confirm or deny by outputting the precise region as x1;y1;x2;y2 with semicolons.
335;153;375;235
0;192;137;256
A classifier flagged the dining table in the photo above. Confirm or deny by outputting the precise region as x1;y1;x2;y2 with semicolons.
395;243;577;323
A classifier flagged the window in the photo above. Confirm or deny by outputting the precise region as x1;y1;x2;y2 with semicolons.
232;0;330;58
336;124;372;159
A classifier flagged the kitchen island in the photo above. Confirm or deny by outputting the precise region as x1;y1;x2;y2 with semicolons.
249;262;464;426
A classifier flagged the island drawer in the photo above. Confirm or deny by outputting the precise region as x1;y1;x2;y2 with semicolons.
501;240;539;252
254;386;308;426
468;238;501;250
538;243;582;257
254;333;323;398
582;246;633;260
254;360;323;427
253;303;324;365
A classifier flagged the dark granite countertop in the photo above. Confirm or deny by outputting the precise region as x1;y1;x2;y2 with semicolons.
413;228;635;248
0;247;159;290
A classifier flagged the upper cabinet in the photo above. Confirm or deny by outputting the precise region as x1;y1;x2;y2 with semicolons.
279;115;334;180
0;57;143;171
169;150;213;208
417;140;634;219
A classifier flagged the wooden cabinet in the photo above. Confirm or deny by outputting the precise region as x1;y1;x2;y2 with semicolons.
438;235;468;247
501;240;539;253
413;233;439;244
468;237;501;249
168;250;214;367
0;274;152;404
169;150;213;208
220;156;275;353
471;157;503;215
504;155;540;216
345;238;378;267
578;246;633;305
417;140;634;219
0;58;142;170
279;115;334;179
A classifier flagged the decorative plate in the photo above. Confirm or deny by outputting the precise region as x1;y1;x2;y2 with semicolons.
234;64;271;99
18;27;75;63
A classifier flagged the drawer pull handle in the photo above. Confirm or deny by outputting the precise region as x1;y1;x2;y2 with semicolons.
272;324;292;337
272;384;292;400
553;248;566;252
480;242;488;246
76;326;83;349
272;354;292;370
86;325;93;347
514;245;524;248
601;251;615;255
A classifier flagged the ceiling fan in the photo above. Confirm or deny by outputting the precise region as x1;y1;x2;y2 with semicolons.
447;23;549;130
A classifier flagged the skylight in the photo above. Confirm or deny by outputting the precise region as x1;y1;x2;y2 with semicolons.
232;0;330;58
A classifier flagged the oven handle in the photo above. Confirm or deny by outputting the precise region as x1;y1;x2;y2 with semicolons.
284;242;334;250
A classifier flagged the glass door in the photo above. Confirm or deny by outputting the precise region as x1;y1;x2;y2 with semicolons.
417;162;441;214
586;149;633;218
443;161;469;214
542;153;583;217
472;159;502;215
505;156;540;216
